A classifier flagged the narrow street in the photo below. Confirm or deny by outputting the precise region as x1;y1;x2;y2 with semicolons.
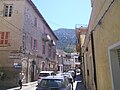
6;75;86;90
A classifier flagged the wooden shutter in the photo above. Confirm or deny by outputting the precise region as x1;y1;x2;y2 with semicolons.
0;32;10;45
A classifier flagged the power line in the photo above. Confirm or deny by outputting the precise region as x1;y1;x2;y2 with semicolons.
0;16;34;37
0;16;22;32
0;20;21;36
46;20;67;28
0;16;23;36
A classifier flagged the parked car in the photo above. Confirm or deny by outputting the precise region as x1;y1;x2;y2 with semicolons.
38;71;55;84
57;72;74;88
36;75;72;90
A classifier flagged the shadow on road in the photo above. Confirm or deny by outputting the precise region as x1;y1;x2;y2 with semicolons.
75;75;87;90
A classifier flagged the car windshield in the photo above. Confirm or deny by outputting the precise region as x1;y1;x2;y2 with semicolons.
38;79;65;88
39;73;50;77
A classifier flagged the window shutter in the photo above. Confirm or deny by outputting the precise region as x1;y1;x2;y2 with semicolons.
31;37;33;49
1;32;4;39
0;32;10;45
0;32;4;44
36;40;38;49
5;32;9;44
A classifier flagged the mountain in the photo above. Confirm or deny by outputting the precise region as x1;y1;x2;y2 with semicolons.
54;28;77;53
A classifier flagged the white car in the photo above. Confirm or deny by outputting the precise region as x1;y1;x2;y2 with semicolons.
36;75;72;90
57;72;74;83
38;71;54;84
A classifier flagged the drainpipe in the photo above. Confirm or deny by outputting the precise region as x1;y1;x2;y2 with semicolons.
90;31;97;90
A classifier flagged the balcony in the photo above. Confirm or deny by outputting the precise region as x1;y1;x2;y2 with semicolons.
51;40;56;46
49;40;56;46
42;33;51;42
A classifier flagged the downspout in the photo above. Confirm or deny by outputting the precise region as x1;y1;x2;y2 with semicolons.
90;31;97;90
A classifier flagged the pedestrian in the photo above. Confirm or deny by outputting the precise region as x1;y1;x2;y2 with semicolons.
18;71;25;89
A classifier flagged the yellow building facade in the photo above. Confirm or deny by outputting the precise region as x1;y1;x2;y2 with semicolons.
83;0;120;90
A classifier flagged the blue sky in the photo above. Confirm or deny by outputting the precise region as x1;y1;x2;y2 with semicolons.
32;0;92;30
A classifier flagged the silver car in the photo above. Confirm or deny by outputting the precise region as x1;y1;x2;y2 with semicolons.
36;75;72;90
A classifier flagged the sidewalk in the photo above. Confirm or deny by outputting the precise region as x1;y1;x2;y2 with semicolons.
7;81;37;90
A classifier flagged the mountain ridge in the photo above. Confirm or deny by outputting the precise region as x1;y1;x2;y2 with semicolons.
54;28;77;53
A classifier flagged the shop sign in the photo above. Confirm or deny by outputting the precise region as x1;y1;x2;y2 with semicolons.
9;52;21;59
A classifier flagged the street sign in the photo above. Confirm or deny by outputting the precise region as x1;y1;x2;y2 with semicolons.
14;64;22;69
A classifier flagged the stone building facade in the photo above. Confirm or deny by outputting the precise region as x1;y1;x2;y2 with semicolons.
0;0;58;88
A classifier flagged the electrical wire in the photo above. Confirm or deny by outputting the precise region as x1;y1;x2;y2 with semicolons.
0;16;22;32
0;19;22;36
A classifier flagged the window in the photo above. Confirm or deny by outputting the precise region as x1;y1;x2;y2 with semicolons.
42;45;45;54
31;37;38;50
31;37;33;49
4;4;13;17
48;46;51;57
33;39;37;50
34;17;37;27
0;32;10;46
53;51;56;59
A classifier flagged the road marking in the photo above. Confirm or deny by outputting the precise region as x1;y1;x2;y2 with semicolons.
73;80;82;90
73;81;77;90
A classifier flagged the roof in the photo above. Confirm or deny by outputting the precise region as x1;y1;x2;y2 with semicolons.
27;0;58;40
40;71;54;73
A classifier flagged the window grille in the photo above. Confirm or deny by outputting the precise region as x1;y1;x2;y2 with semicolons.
4;4;13;17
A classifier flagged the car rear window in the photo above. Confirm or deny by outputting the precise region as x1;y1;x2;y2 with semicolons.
39;73;50;77
38;79;65;88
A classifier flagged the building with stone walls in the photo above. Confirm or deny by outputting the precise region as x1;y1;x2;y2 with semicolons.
56;49;66;73
0;0;58;88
